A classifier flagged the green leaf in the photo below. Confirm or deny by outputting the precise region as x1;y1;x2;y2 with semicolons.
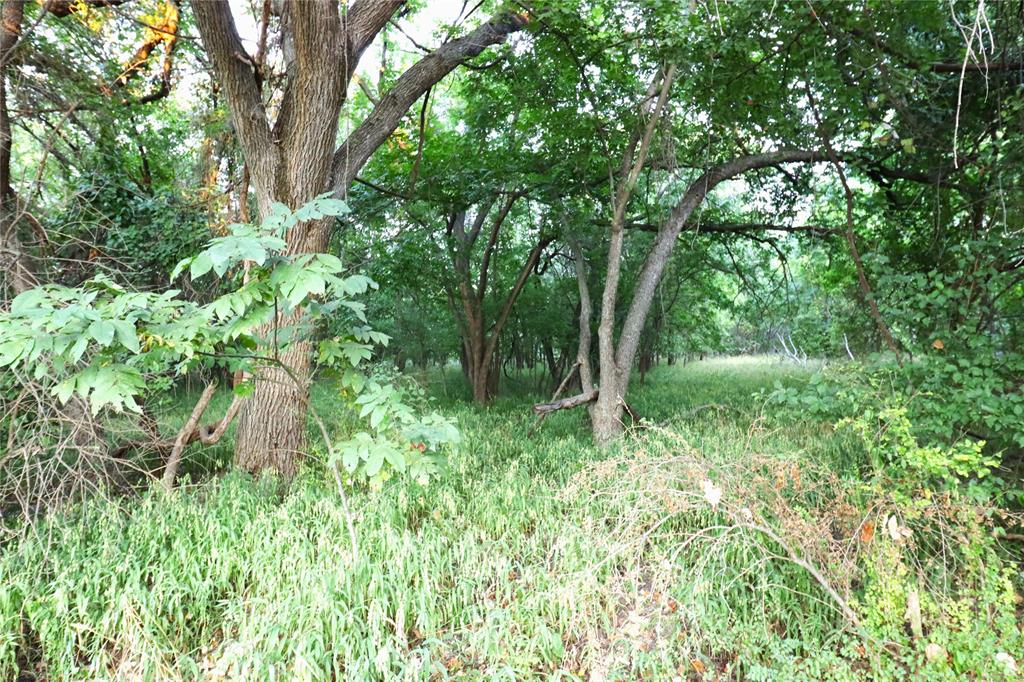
170;257;192;280
341;369;365;394
364;445;385;477
88;320;116;346
190;252;215;279
10;289;46;316
54;378;76;405
112;320;140;353
70;336;89;363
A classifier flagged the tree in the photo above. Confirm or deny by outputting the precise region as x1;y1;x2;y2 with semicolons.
191;2;528;474
443;193;554;402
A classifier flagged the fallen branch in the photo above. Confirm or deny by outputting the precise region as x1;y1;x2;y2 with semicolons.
739;521;861;629
109;388;241;463
528;361;580;437
532;389;598;415
196;394;243;445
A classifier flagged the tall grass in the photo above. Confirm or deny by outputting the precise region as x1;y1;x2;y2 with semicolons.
0;357;1019;680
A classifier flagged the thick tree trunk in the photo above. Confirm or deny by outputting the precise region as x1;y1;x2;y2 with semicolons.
233;339;311;477
591;378;625;445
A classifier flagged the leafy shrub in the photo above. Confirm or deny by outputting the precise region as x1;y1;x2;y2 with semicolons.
767;358;1023;504
0;197;458;522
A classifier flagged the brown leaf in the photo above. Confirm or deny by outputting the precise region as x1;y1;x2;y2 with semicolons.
859;520;875;542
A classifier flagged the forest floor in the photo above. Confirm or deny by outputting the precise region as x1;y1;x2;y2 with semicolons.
2;357;1021;681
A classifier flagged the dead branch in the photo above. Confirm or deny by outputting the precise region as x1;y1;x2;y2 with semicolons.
533;389;599;415
528;361;580;437
162;382;218;491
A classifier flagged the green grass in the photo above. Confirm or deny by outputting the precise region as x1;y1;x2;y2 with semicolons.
1;357;1020;680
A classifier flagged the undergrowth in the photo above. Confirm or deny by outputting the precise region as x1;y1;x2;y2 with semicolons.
1;357;1021;680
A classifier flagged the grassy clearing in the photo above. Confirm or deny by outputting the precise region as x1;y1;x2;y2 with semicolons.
1;357;1020;680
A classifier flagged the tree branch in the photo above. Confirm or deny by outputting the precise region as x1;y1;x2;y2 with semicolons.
622;221;839;237
344;1;406;83
615;149;828;375
163;382;218;491
533;389;599;415
481;234;555;370
330;11;528;192
466;194;498;246
477;191;522;299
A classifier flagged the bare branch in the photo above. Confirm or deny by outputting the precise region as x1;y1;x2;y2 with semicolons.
533;389;599;415
477;191;522;298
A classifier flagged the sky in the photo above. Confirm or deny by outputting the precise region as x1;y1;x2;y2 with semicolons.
226;1;467;81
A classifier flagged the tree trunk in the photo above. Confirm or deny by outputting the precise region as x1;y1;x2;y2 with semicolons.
591;377;626;445
1;1;32;298
465;339;499;402
542;340;560;386
233;334;312;477
591;67;675;445
570;238;595;393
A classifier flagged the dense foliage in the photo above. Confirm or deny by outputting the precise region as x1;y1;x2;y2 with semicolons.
0;0;1022;679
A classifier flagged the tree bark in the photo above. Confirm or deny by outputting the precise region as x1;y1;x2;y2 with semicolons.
569;238;594;393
